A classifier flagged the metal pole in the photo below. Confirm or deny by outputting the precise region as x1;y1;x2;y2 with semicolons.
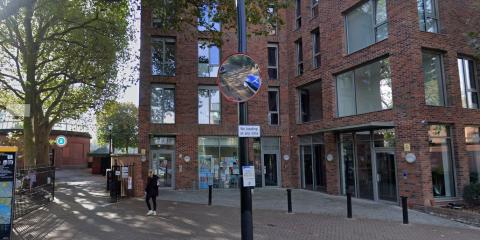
402;196;409;224
287;189;292;213
347;193;352;218
208;185;213;206
237;1;253;239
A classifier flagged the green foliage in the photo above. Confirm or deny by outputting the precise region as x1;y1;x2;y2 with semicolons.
463;183;480;206
142;0;291;46
96;101;138;153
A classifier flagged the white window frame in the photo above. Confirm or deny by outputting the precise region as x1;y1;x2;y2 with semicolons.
198;40;220;78
458;57;479;109
152;37;176;76
198;86;221;125
268;88;280;125
311;29;320;69
267;43;279;80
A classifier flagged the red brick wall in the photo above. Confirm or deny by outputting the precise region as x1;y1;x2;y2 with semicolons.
139;0;480;206
50;133;90;168
111;154;145;197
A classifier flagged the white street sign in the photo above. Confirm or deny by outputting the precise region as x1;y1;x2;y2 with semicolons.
242;166;255;187
238;125;260;138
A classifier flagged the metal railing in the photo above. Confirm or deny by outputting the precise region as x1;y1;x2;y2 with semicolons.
14;166;55;219
0;120;89;133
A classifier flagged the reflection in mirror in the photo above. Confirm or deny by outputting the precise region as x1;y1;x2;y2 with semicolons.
218;54;262;102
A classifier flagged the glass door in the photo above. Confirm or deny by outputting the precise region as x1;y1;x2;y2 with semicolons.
151;150;174;188
356;132;374;200
264;154;278;186
314;144;326;192
301;145;314;190
376;151;397;202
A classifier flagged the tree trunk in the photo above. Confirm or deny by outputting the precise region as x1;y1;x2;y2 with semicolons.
23;115;36;167
34;124;51;166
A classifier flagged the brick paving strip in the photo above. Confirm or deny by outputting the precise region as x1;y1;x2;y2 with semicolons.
13;170;480;240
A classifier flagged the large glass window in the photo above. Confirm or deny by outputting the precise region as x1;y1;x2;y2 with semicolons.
418;0;439;33
458;57;479;109
299;80;322;122
198;86;221;124
151;85;175;124
336;58;392;117
267;43;279;80
295;39;304;76
346;0;388;53
295;0;302;29
198;41;220;77
152;37;176;76
198;4;220;32
198;137;238;189
429;125;455;197
268;88;279;125
423;51;446;106
312;29;321;69
465;127;480;184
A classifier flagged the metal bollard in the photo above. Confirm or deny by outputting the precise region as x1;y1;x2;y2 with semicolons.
347;193;352;218
208;185;213;206
287;189;292;213
401;196;409;224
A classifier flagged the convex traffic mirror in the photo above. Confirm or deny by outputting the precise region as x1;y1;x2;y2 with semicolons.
218;54;262;102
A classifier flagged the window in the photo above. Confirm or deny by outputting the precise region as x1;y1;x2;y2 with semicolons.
336;58;392;117
311;29;321;69
295;0;302;29
346;0;388;53
198;41;220;77
152;0;174;29
151;85;175;124
295;39;304;76
418;0;439;33
458;57;479;109
299;80;322;122
198;86;221;124
152;37;176;76
267;43;279;80
429;125;455;197
311;0;319;18
267;6;277;35
268;88;279;125
198;137;238;189
422;51;446;106
198;4;220;32
465;126;480;184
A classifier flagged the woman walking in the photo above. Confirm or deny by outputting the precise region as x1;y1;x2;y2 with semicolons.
145;170;159;216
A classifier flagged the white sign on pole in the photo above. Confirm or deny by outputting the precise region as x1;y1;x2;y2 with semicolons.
238;125;261;138
122;167;129;178
242;166;255;187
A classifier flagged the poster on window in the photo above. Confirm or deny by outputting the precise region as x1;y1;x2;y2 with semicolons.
0;148;16;240
199;155;213;189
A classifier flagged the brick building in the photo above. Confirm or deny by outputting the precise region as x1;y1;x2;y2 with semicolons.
139;0;480;207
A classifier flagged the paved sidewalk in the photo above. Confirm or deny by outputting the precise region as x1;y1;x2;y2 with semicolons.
157;188;472;228
12;169;480;240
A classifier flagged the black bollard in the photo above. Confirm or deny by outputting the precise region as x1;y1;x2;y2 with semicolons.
208;185;213;206
401;196;409;224
347;193;352;218
287;189;292;213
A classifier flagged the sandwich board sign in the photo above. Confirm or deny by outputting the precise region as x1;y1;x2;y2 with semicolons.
0;146;17;240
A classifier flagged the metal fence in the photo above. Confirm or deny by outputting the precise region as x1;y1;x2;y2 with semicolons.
14;166;55;219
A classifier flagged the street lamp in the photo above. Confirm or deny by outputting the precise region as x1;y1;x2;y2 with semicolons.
108;123;113;154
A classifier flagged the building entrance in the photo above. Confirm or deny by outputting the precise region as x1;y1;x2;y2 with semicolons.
300;134;326;192
340;129;397;202
150;137;176;188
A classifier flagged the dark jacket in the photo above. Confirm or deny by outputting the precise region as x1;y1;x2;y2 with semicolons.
145;175;159;197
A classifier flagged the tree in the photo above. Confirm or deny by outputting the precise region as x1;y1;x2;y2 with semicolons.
142;0;291;46
0;0;134;166
96;101;138;154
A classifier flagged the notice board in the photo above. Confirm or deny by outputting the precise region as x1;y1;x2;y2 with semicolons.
0;147;16;240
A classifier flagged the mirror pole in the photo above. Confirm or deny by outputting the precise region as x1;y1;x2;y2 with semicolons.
237;0;253;240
